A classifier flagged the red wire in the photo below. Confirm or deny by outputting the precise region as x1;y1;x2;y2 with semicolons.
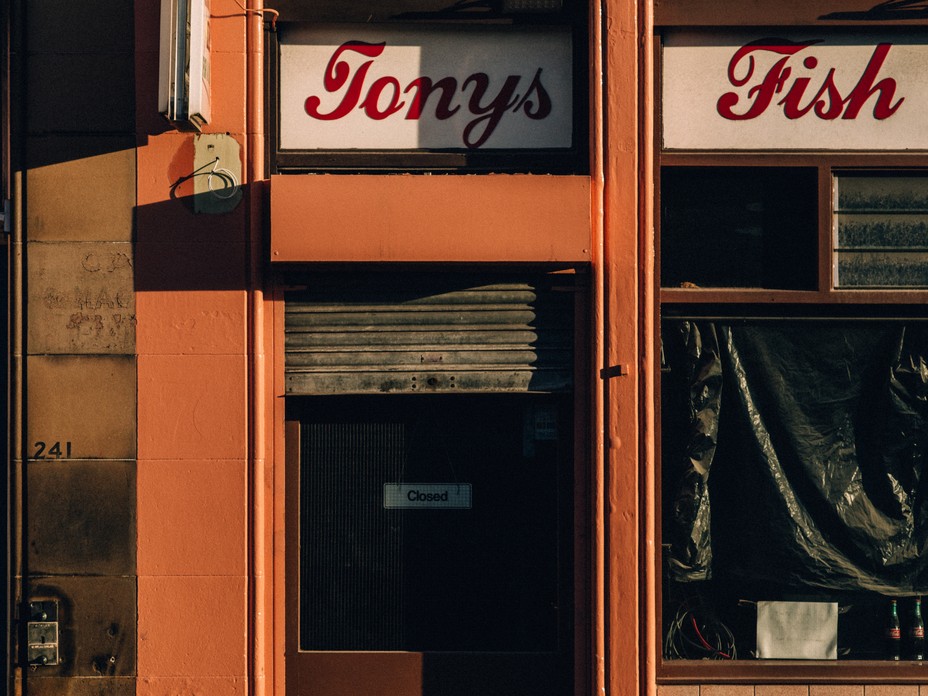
690;614;731;659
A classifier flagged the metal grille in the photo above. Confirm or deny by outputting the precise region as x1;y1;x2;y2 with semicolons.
300;422;406;650
285;274;574;394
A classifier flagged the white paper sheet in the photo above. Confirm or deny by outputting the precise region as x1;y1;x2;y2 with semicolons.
756;601;838;659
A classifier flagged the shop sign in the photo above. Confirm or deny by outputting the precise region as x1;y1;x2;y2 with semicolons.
662;32;928;150
279;25;572;150
384;483;473;509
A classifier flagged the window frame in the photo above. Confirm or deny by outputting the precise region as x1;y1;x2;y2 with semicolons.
654;21;928;683
659;153;928;306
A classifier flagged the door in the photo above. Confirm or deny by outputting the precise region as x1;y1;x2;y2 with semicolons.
286;393;577;696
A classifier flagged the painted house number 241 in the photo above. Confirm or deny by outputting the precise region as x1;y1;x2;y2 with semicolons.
33;441;73;459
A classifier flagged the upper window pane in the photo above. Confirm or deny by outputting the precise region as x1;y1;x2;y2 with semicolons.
834;172;928;289
661;167;818;290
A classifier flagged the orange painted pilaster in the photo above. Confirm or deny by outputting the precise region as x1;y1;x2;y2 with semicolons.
603;2;643;696
135;2;252;695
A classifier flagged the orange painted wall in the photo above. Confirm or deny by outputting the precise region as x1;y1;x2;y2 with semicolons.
270;174;592;263
134;2;253;695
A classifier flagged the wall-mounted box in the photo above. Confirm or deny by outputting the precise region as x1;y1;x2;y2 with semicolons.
158;0;211;130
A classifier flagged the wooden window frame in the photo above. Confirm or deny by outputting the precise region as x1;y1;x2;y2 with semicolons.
654;22;928;683
658;153;928;306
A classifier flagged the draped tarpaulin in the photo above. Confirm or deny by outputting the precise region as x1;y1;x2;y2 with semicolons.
662;320;928;594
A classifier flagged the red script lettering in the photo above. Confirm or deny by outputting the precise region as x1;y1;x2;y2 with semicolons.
304;41;554;148
717;39;904;121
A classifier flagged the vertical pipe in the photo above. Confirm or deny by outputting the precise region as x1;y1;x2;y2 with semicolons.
639;0;657;694
7;173;20;696
5;0;23;689
6;185;20;696
588;0;606;694
245;4;267;696
1;0;10;684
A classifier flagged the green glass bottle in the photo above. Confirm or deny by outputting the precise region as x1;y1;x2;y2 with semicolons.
910;597;925;661
887;599;901;661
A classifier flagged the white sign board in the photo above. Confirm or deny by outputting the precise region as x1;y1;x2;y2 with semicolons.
384;483;472;509
279;25;573;150
756;601;838;660
662;32;928;150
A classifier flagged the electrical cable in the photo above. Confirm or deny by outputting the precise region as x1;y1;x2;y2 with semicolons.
664;598;737;660
232;0;279;30
206;156;240;199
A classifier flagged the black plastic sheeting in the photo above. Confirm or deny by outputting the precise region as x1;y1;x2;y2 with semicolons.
662;321;928;594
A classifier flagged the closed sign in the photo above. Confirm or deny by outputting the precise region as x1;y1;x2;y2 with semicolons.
279;25;573;150
384;483;473;509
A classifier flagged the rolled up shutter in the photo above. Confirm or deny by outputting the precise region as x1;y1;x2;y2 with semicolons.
284;273;575;394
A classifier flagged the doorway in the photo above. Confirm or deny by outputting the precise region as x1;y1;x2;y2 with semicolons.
285;393;576;696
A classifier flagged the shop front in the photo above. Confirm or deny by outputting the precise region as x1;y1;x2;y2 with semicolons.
266;3;597;694
653;0;928;687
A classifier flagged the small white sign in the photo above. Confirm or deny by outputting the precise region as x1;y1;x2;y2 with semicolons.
756;601;838;660
662;32;928;151
384;483;473;509
280;25;573;150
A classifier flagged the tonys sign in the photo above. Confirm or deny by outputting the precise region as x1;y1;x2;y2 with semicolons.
279;25;573;150
662;32;928;150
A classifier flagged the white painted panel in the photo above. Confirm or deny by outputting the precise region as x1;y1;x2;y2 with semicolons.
280;25;573;150
662;32;928;151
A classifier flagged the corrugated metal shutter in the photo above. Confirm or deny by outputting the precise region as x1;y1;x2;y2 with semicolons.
285;273;575;394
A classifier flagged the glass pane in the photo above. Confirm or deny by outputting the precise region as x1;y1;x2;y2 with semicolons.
835;251;928;288
296;394;572;653
661;167;818;290
834;173;928;289
661;319;928;661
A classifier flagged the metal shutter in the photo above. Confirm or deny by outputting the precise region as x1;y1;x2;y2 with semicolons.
284;273;575;394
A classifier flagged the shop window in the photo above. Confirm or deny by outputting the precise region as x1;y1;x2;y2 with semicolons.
659;164;928;673
661;317;928;663
656;8;928;681
659;165;928;673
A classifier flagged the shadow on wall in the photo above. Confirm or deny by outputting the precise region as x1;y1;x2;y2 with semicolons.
820;0;928;20
134;175;260;294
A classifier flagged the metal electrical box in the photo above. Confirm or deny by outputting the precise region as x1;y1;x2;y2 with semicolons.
26;600;59;666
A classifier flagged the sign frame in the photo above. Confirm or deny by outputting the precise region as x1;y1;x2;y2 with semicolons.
267;19;588;174
661;30;928;152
